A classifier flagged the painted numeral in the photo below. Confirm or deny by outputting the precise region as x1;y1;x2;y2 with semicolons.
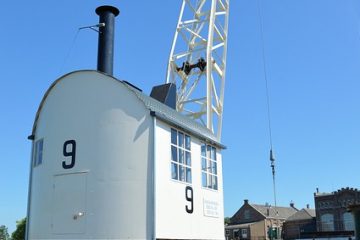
62;140;76;169
185;186;194;214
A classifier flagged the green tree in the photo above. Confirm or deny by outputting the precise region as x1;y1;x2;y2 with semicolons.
0;225;10;240
224;217;231;225
11;218;26;240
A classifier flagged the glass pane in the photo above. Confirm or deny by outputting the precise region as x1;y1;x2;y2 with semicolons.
213;176;218;190
179;149;184;164
171;146;177;162
186;167;192;183
212;161;217;174
202;173;207;187
211;147;216;160
178;132;184;147
207;145;211;158
185;151;191;166
185;135;191;150
171;163;178;180
201;144;206;156
179;165;185;182
207;174;212;188
38;139;43;165
201;157;207;171
171;128;177;145
207;159;211;173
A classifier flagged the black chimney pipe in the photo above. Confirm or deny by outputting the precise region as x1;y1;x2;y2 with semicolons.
96;5;119;75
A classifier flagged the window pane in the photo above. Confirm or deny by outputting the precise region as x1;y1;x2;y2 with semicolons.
207;159;211;173
38;140;43;165
171;146;177;162
213;176;218;190
178;132;184;147
201;157;207;171
171;163;178;180
185;151;191;166
201;144;206;156
34;139;43;167
212;161;217;174
171;129;177;145
185;135;191;150
179;149;184;164
186;167;192;183
179;165;185;182
207;145;211;158
207;174;212;188
211;147;216;160
202;173;207;187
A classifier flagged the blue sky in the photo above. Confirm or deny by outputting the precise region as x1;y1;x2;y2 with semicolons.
1;0;360;234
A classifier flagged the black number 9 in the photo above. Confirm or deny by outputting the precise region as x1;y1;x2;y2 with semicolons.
185;186;194;214
62;140;76;169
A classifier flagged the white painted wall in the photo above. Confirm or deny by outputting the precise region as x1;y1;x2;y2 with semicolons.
155;120;225;240
29;70;225;240
29;71;154;239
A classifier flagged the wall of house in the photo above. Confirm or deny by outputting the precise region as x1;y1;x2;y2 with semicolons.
282;219;316;240
315;188;360;232
230;203;266;225
28;71;154;239
250;221;267;240
155;120;225;240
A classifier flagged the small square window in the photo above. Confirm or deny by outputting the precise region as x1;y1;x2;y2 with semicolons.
179;149;184;164
201;145;206;157
185;135;191;150
185;152;191;166
179;165;185;182
171;129;177;145
178;132;184;147
171;163;178;180
186;167;192;183
171;146;177;162
201;157;207;171
202;173;207;187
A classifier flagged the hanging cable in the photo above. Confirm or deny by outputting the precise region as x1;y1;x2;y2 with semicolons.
59;29;80;75
256;0;278;214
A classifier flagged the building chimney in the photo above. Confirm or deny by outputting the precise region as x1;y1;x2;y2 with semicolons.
96;5;120;75
306;204;310;209
290;201;295;208
244;199;249;205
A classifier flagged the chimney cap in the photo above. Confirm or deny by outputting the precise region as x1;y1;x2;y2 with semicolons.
96;5;120;16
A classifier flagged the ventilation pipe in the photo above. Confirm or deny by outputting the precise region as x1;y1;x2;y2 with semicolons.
96;5;119;75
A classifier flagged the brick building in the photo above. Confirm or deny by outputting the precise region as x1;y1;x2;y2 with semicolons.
314;187;360;232
226;200;298;240
282;206;316;239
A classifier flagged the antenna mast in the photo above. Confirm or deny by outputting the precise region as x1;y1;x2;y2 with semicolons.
166;0;230;140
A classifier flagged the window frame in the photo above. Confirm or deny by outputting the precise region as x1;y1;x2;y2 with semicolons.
33;138;44;167
201;143;218;190
170;128;192;184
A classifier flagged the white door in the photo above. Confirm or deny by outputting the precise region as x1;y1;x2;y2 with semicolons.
52;172;87;234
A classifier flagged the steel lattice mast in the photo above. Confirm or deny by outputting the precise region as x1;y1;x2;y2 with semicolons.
166;0;229;140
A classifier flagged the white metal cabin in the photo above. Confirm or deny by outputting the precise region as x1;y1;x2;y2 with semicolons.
27;70;225;239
